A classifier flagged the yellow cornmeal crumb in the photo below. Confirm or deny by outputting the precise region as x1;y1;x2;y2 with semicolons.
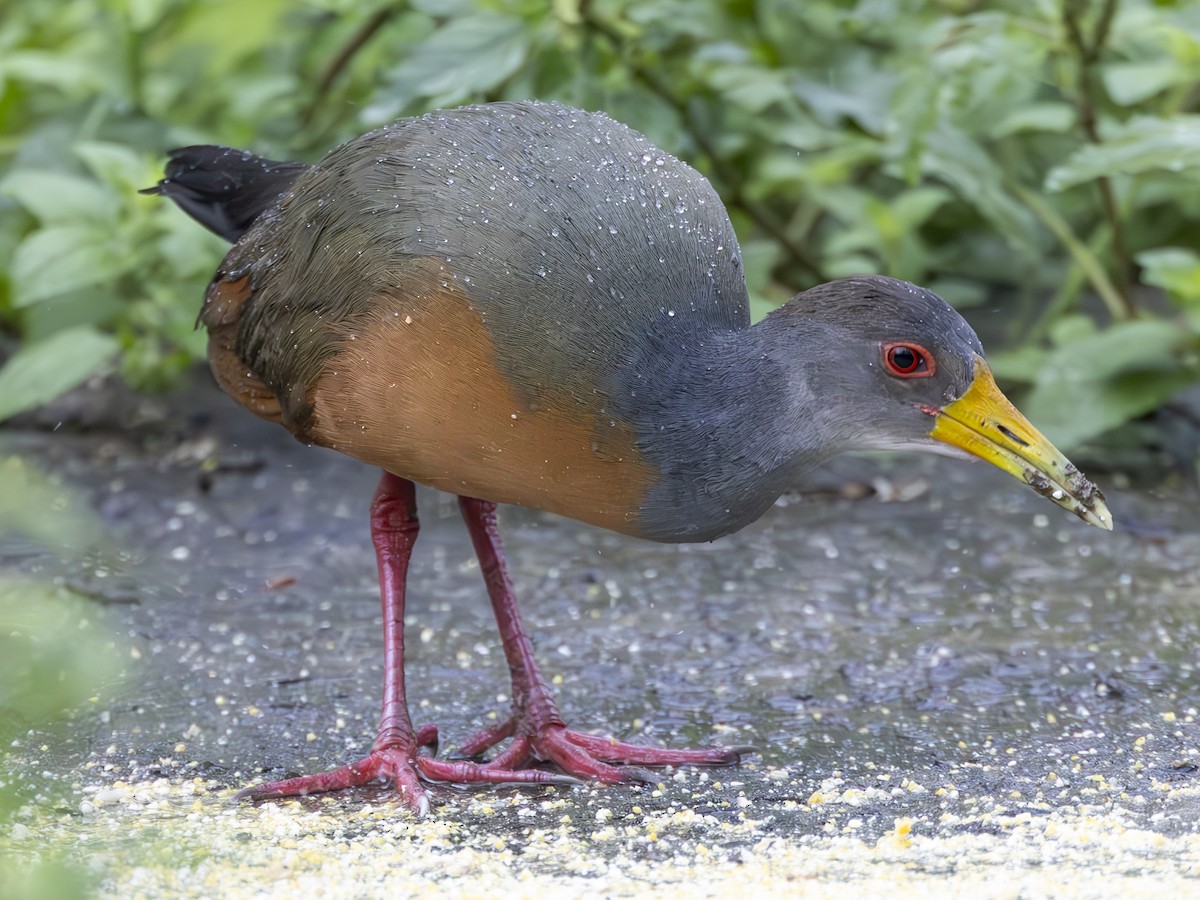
11;764;1200;900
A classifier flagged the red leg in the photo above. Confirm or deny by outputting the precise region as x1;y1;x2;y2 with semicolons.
456;496;747;782
238;473;575;815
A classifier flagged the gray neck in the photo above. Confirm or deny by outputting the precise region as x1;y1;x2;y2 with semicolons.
619;322;830;543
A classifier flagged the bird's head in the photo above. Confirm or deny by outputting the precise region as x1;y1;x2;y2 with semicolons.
766;275;1111;530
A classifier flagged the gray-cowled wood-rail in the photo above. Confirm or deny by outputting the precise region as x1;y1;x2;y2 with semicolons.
143;100;1111;816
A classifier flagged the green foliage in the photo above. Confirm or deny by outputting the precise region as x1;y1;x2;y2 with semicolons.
0;456;125;898
0;578;124;748
0;455;123;750
0;327;119;421
0;855;90;900
1018;317;1197;447
1;0;1198;450
1046;114;1200;189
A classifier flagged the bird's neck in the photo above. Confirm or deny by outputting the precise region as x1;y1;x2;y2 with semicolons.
621;320;828;543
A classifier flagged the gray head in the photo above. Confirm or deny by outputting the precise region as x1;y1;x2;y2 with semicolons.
761;275;1110;528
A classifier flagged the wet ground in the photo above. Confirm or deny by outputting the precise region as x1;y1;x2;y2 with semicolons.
2;371;1200;898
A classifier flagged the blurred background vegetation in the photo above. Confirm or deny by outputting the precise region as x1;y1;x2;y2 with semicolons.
0;456;125;897
1;0;1199;457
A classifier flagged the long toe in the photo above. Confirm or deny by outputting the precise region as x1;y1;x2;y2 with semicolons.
563;731;752;767
523;725;747;784
453;719;517;760
417;757;581;786
532;727;628;784
237;741;582;816
236;746;431;814
458;717;750;783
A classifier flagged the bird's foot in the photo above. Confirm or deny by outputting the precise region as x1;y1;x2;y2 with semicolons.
236;724;578;816
458;721;750;784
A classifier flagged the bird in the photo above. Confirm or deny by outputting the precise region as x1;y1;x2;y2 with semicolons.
142;100;1111;816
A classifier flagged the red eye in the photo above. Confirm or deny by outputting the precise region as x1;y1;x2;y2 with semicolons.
883;342;934;378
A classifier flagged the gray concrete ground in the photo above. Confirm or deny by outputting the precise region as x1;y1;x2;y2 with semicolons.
2;371;1199;898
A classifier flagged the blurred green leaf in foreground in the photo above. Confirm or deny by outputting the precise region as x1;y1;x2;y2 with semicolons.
0;455;126;899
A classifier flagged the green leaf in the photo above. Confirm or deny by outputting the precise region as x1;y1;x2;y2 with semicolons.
11;225;123;307
0;456;103;549
916;124;1039;252
552;0;582;26
1020;319;1199;448
798;139;883;186
1046;115;1200;191
0;326;120;422
774;118;834;152
410;0;474;13
986;345;1049;385
127;0;171;31
740;238;784;313
20;286;126;342
1048;313;1098;347
0;577;124;743
74;141;150;192
927;277;989;310
790;68;893;136
885;186;952;232
0;170;118;225
370;13;529;117
824;253;879;279
173;0;291;75
0;49;111;95
1137;247;1200;305
1103;60;1194;107
991;102;1075;137
706;64;793;113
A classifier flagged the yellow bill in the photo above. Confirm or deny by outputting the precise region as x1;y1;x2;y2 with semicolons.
930;357;1112;531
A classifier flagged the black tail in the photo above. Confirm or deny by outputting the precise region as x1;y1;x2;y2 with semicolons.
140;146;309;243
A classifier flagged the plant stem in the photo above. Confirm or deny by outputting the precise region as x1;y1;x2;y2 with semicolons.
1061;0;1135;318
301;7;398;130
1011;181;1127;322
580;6;824;282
